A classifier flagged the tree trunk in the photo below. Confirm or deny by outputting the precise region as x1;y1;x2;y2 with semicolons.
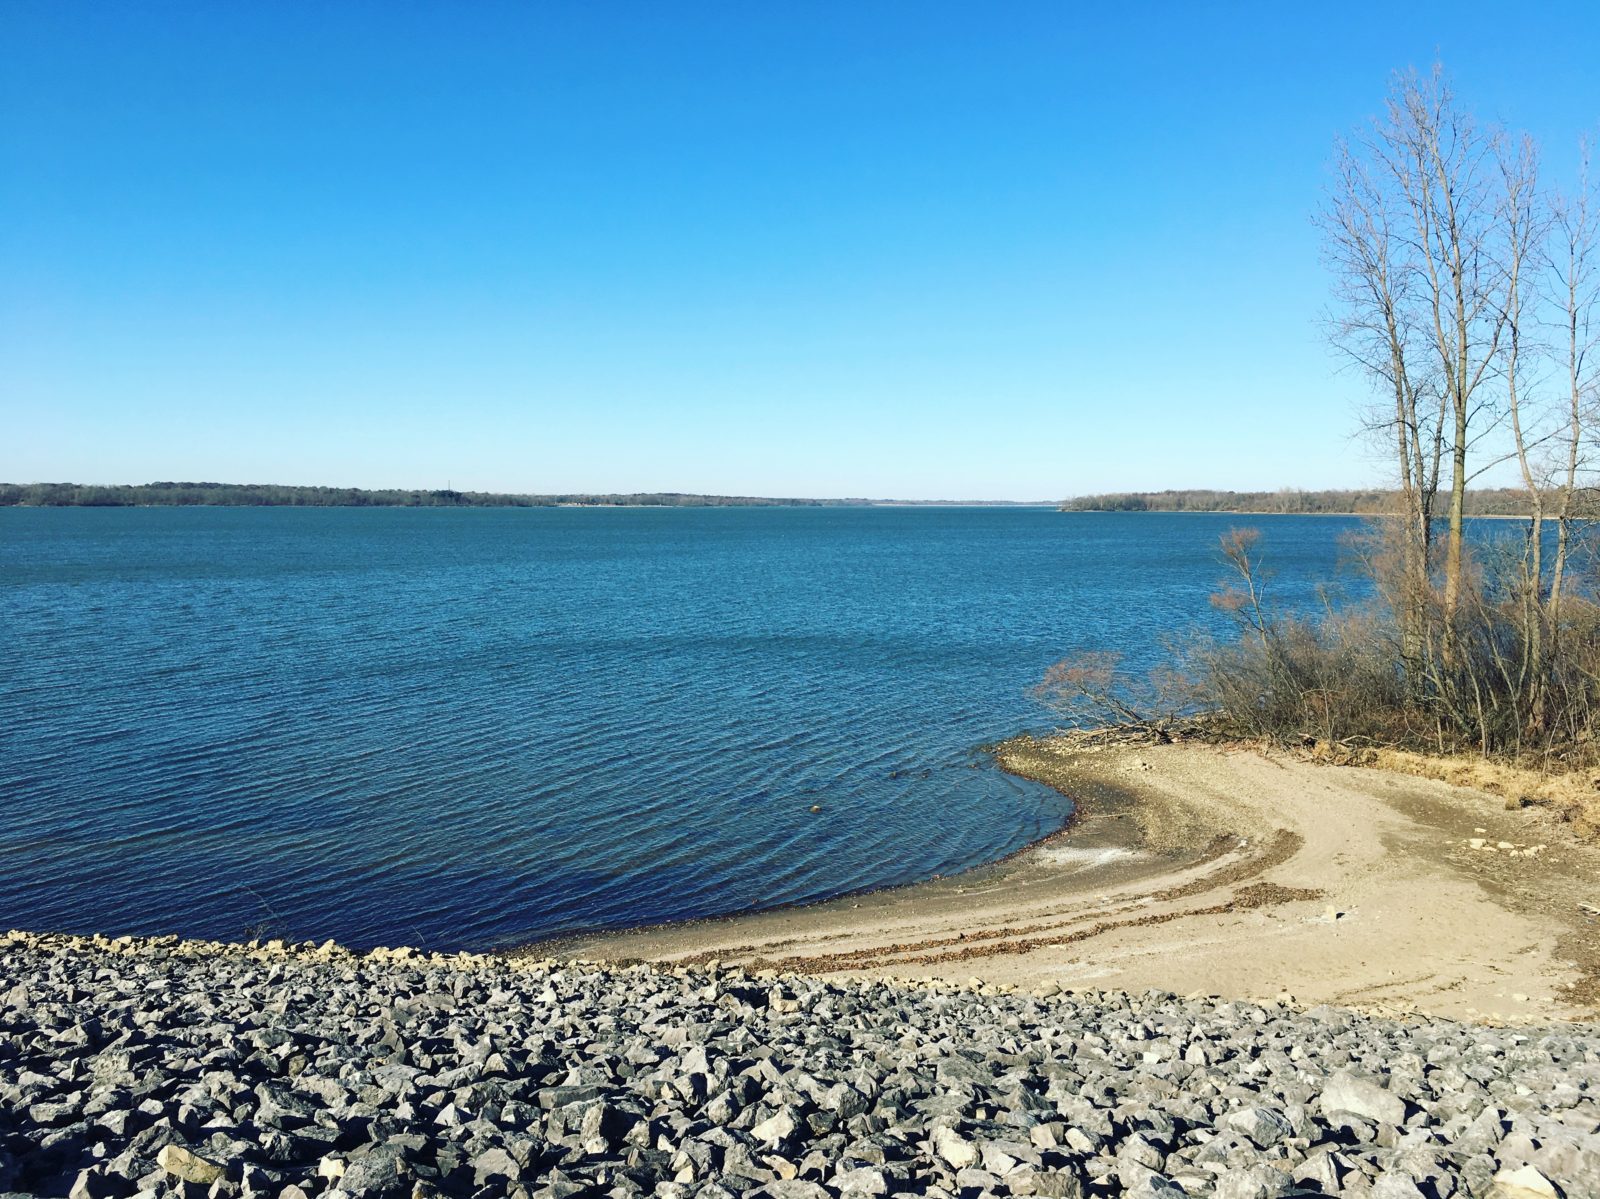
1441;409;1467;662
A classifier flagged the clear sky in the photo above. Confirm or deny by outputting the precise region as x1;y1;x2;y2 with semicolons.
4;2;1598;499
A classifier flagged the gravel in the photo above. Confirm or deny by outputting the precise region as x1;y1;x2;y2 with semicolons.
1;930;1596;1198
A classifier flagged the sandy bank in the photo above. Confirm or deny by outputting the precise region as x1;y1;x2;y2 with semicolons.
536;736;1600;1023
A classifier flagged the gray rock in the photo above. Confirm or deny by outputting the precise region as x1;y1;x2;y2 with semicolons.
834;1167;888;1195
1486;1165;1562;1199
1125;1175;1188;1199
931;1127;978;1169
0;930;1596;1199
1320;1069;1408;1126
473;1146;521;1185
1118;1131;1168;1171
752;1106;798;1147
333;1146;409;1198
1213;1164;1293;1199
1224;1106;1295;1148
1371;1174;1429;1199
155;1144;225;1185
1007;1168;1084;1198
760;1184;827;1199
67;1168;119;1199
1290;1149;1345;1192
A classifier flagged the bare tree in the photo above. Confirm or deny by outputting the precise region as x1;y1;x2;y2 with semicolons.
1375;67;1511;656
1549;141;1598;624
1135;68;1600;767
1496;131;1546;716
1321;130;1443;684
1324;65;1531;680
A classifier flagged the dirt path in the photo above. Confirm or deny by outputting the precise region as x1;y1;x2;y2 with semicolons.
531;737;1600;1023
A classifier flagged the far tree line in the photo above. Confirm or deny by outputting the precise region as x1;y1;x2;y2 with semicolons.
1059;488;1550;515
0;482;861;509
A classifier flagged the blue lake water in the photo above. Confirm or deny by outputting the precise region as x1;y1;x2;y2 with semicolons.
0;507;1364;950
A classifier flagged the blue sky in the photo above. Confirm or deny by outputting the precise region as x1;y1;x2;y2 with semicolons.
4;3;1598;499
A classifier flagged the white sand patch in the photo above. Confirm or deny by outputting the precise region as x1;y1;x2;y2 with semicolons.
1035;845;1140;871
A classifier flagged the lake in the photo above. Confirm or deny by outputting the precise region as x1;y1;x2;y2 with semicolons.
0;507;1362;949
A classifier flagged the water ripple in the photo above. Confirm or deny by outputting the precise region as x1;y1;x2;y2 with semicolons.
0;506;1359;949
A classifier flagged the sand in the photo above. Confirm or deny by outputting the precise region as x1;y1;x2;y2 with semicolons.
531;735;1600;1023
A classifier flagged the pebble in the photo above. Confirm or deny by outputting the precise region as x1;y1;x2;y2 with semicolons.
0;929;1595;1198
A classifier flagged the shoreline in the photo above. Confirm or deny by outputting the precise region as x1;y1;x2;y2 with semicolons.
5;744;1598;1194
1060;509;1537;519
537;733;1600;1023
511;740;1103;960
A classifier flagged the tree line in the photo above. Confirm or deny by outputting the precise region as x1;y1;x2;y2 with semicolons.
0;482;861;508
1059;488;1545;515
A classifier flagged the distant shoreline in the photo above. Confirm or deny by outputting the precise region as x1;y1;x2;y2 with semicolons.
1066;509;1531;520
2;500;1062;511
1068;509;1375;516
1061;487;1550;519
0;481;1055;509
3;480;1552;517
2;502;1534;518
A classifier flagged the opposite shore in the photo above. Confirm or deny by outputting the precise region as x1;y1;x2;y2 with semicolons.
1;480;1558;517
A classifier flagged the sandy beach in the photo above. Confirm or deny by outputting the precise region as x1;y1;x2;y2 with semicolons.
535;735;1600;1023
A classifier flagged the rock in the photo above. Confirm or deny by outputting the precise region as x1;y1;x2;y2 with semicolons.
954;1167;1002;1193
1487;1165;1561;1199
752;1107;798;1147
0;931;1595;1199
1291;1150;1344;1192
1117;1131;1167;1171
761;1183;827;1199
1224;1106;1294;1148
834;1167;887;1195
1370;1176;1428;1199
1008;1168;1084;1198
1125;1175;1188;1199
473;1147;521;1184
1213;1164;1293;1199
931;1126;979;1169
334;1148;410;1197
67;1168;119;1199
1320;1069;1407;1126
156;1144;225;1185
